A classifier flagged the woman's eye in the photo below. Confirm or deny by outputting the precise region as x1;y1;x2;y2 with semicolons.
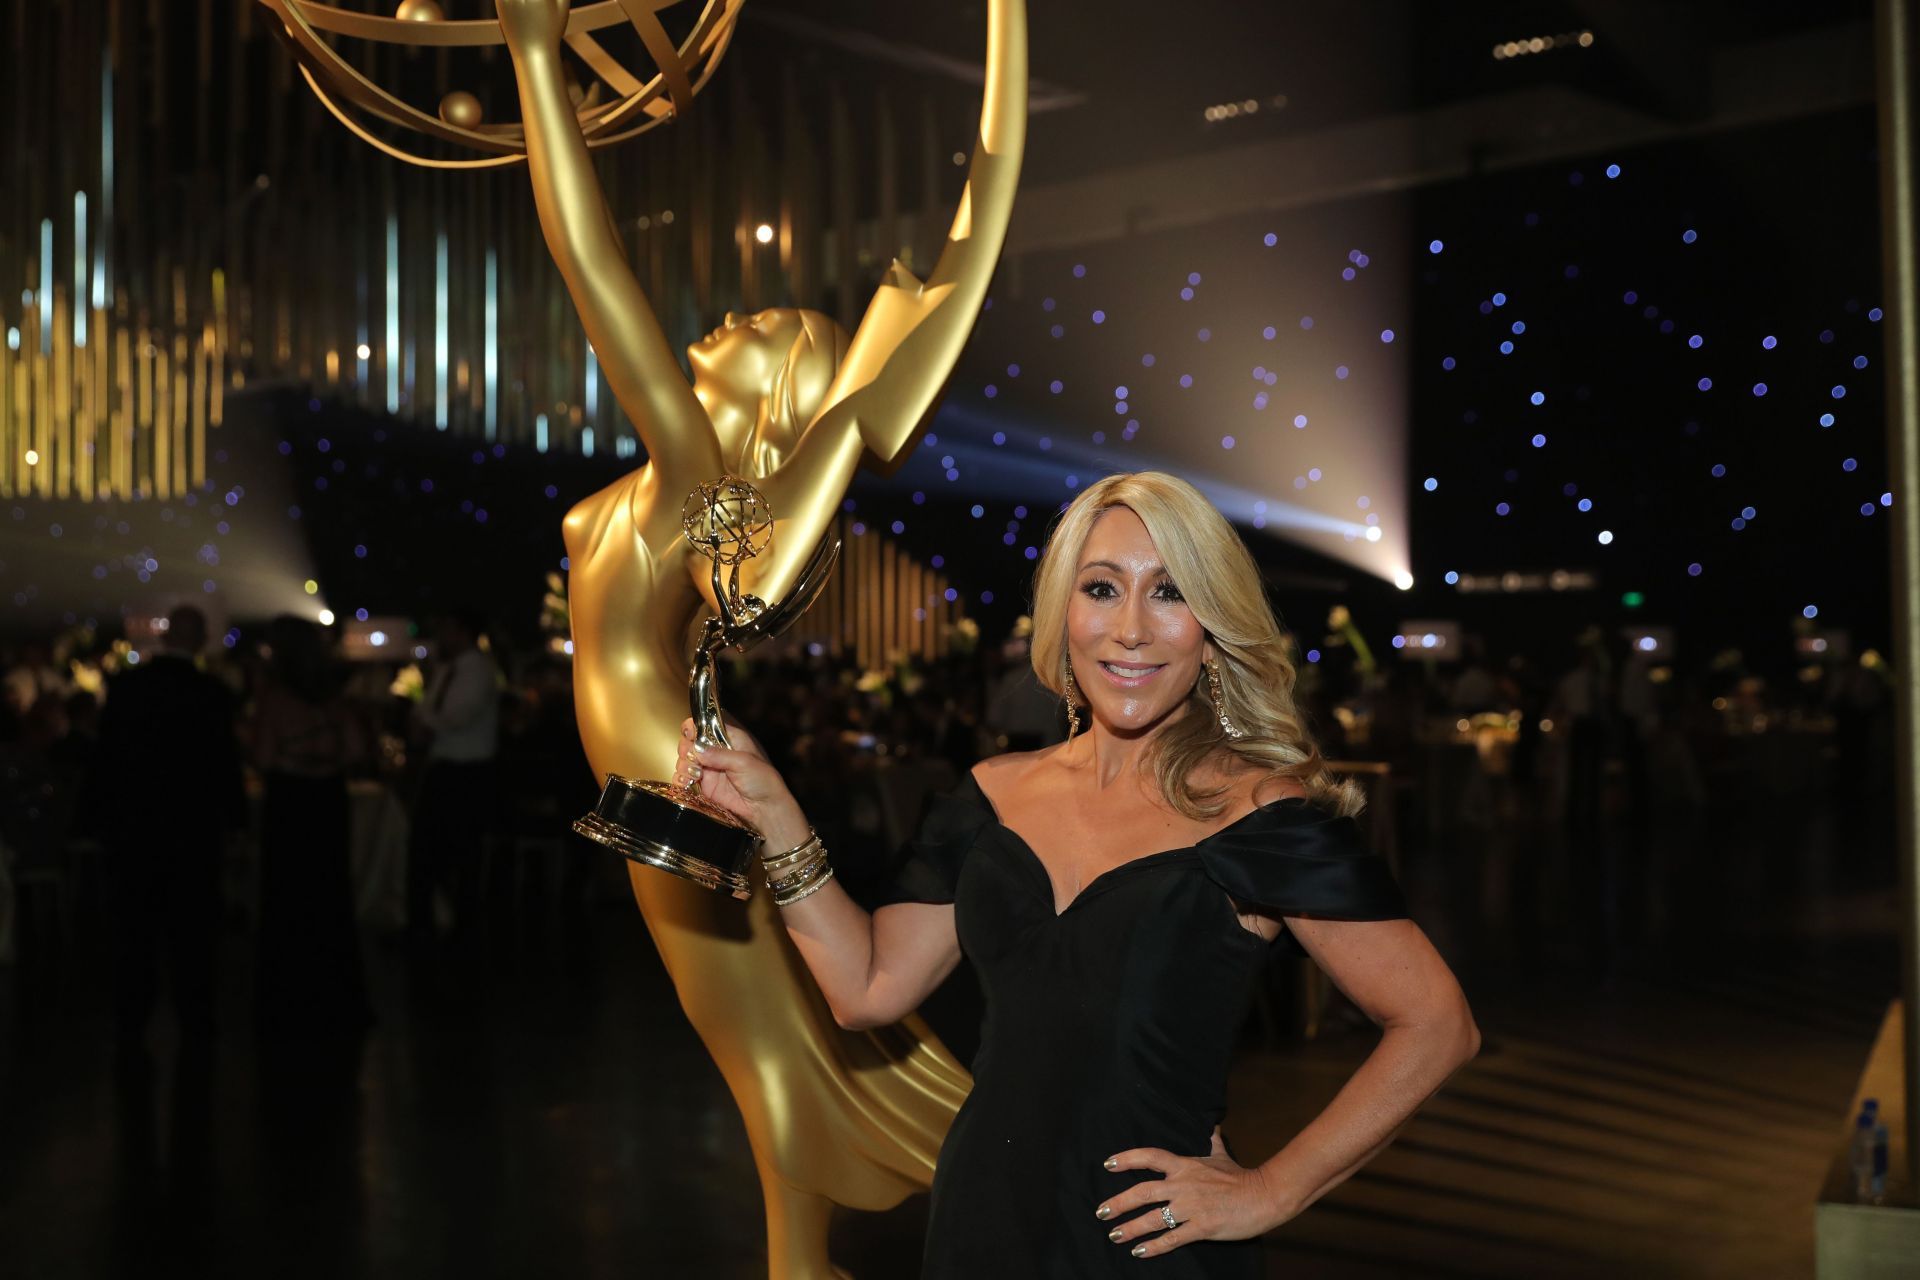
1081;579;1116;598
1156;583;1185;602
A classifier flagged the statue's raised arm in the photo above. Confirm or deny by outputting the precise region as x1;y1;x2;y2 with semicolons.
499;0;724;486
742;0;1026;608
816;0;1026;462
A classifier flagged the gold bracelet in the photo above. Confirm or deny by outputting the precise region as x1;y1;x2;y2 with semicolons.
767;849;828;896
763;837;822;871
773;863;835;907
761;827;821;869
767;835;832;902
762;841;824;879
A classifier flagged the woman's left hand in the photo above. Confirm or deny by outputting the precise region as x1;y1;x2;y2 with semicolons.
1095;1128;1294;1258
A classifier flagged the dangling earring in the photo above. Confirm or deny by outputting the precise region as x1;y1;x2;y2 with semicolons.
1205;657;1246;740
1062;658;1083;738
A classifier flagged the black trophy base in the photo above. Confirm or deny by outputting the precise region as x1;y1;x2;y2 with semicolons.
573;774;760;900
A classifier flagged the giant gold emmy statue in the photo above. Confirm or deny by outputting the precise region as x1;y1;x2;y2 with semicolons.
260;1;1027;1274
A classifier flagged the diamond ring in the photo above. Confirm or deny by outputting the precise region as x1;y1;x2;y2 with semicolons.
1159;1205;1178;1231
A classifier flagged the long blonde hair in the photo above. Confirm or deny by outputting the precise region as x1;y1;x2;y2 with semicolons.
1027;471;1365;821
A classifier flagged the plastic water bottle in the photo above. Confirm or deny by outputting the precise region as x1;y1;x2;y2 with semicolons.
1849;1099;1879;1201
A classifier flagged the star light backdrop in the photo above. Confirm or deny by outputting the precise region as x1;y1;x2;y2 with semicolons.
0;1;1891;673
852;107;1887;660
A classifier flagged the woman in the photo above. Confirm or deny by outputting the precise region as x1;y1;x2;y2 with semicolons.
678;471;1479;1276
251;615;369;1037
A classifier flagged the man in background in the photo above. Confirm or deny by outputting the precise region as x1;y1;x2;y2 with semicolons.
407;610;500;941
94;604;245;1060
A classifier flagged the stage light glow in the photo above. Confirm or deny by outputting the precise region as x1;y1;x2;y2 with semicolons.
484;249;499;440
318;608;335;625
384;213;401;413
72;192;87;347
754;222;774;244
434;231;449;429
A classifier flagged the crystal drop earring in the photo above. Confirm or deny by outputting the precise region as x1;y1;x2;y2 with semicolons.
1204;657;1246;740
1062;658;1083;738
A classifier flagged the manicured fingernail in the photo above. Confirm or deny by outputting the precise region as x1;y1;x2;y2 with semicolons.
1107;1227;1124;1243
1103;1156;1119;1171
1095;1204;1112;1220
1131;1244;1147;1258
691;742;706;753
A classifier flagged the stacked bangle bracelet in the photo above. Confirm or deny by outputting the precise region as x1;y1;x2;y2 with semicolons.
761;827;834;906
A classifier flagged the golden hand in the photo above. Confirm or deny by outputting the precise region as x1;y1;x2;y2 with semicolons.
495;0;569;50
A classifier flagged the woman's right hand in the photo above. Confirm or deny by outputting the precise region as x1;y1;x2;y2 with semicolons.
676;717;806;841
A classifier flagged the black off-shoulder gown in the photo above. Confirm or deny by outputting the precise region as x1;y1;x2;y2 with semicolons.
871;772;1409;1279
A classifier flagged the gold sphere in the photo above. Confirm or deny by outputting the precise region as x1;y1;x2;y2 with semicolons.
438;90;482;129
268;0;744;165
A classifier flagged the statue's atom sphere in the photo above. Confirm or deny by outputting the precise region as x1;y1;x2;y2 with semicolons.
683;478;775;568
260;0;744;169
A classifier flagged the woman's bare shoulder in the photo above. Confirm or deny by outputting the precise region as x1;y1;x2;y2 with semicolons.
967;742;1067;799
1249;769;1311;806
1205;753;1309;810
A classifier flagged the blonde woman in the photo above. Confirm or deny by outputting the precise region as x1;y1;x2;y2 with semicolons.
678;471;1477;1277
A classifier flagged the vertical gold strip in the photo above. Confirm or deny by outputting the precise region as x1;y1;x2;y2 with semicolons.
172;331;188;495
190;334;206;491
152;330;170;501
52;291;71;499
91;305;109;499
210;267;225;425
114;318;131;500
1874;0;1920;1173
76;317;93;503
0;334;11;499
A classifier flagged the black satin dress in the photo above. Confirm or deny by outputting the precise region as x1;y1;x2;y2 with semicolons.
871;772;1409;1279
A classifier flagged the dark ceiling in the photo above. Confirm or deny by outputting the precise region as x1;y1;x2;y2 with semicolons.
728;0;1875;185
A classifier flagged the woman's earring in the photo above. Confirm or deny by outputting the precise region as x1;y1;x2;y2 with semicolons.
1062;659;1083;738
1205;658;1246;740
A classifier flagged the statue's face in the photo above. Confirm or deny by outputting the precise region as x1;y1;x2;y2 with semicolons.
688;309;805;429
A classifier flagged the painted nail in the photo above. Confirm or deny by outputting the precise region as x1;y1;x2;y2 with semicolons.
1095;1205;1112;1220
1103;1156;1119;1171
1107;1227;1124;1243
691;742;707;754
1131;1244;1147;1258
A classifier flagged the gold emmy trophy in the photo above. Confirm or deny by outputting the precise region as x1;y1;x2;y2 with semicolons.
573;477;840;899
261;1;1025;1273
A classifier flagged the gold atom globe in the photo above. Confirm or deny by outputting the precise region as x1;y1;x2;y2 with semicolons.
259;0;744;169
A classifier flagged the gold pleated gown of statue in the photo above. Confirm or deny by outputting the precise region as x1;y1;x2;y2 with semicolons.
500;3;1027;1274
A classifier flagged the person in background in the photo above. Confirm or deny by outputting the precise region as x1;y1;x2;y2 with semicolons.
252;615;371;1036
407;610;501;941
1447;636;1499;715
985;626;1066;752
3;639;70;721
93;605;246;1063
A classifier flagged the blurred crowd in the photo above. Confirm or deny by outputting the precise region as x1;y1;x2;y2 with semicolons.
0;600;1899;1049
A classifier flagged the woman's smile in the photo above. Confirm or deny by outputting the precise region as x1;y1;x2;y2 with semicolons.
1097;659;1166;688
